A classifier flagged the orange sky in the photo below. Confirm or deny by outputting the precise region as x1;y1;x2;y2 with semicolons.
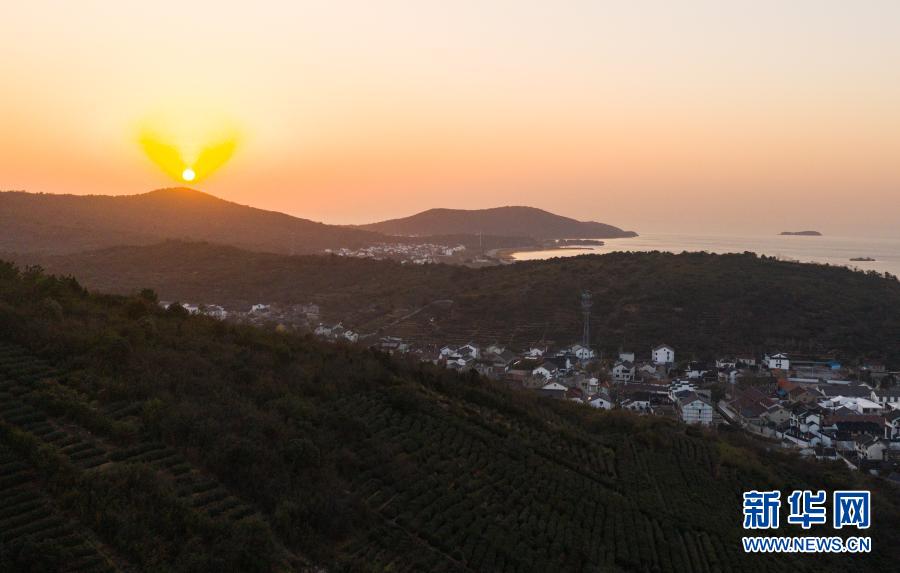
2;1;899;236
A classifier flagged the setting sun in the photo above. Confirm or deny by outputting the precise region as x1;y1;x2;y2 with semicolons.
137;109;240;185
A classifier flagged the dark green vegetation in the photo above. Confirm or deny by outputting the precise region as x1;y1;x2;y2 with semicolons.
358;205;637;239
24;241;900;365
1;262;900;572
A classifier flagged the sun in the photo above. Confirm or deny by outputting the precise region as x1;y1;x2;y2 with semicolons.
137;109;240;184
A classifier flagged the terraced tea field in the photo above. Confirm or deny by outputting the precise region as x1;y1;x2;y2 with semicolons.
0;343;293;571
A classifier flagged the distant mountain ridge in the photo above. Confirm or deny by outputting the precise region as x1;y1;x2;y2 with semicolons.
0;190;634;256
357;206;637;239
0;188;383;255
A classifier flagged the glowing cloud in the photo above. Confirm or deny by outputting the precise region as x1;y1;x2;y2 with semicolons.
137;109;240;184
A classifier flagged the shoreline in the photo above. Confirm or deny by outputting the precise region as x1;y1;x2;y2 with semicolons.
490;244;603;263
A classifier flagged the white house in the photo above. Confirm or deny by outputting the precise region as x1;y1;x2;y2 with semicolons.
378;336;408;353
639;363;659;374
343;330;359;343
568;345;595;361
297;303;320;318
855;435;887;461
539;381;567;398
621;397;651;413
872;387;900;408
314;323;333;337
589;395;613;410
854;397;883;415
826;396;882;415
719;368;742;385
885;411;900;438
457;343;480;359
250;303;270;313
765;353;790;371
790;406;823;433
618;351;635;363
445;355;468;369
201;305;227;320
685;363;709;379
526;347;546;358
715;357;737;369
612;361;635;383
484;343;505;356
532;362;559;379
652;344;675;365
675;391;713;425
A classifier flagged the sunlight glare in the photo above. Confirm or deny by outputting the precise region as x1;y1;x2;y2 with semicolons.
137;108;240;184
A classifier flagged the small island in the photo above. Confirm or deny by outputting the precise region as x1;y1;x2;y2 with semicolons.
779;230;822;236
850;257;876;262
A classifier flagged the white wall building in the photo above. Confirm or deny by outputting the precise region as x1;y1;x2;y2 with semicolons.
589;396;613;410
652;344;675;365
676;392;713;425
765;353;790;371
618;351;635;363
569;345;595;360
532;362;559;379
612;361;635;383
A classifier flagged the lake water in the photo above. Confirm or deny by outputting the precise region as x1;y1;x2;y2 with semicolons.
511;233;900;277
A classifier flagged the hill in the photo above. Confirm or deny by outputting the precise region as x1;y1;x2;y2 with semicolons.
358;206;637;239
19;241;900;364
0;188;385;255
1;262;899;572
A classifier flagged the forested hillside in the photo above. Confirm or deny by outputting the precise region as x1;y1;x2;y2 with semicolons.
0;189;383;255
21;241;900;364
0;190;547;257
1;261;899;572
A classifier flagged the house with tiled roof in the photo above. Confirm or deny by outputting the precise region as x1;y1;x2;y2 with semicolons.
674;391;713;426
612;361;635;383
872;387;900;408
764;352;790;371
539;381;567;399
533;361;560;379
651;344;675;365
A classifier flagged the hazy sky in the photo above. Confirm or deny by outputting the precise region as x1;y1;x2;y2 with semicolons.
2;1;899;235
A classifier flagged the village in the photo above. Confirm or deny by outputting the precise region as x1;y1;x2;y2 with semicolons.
324;242;468;264
162;299;900;482
312;325;900;482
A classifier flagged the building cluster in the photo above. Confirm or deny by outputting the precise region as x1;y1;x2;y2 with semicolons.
719;355;900;478
325;243;466;264
420;341;900;478
431;341;719;427
160;301;321;330
314;322;360;343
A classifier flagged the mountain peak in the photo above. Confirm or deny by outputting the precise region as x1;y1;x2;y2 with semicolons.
359;205;636;239
139;187;223;201
0;189;383;255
